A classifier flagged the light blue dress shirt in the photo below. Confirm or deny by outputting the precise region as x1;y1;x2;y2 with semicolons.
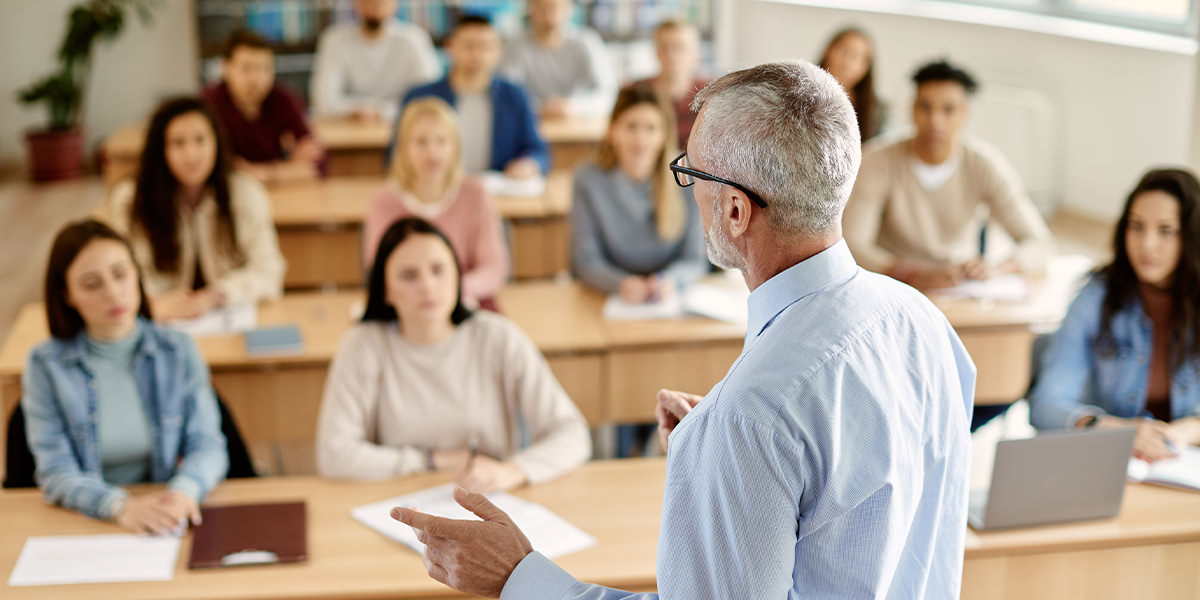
501;240;975;599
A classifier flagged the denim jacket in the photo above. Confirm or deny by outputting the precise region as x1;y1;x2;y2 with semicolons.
21;319;228;520
1030;276;1200;430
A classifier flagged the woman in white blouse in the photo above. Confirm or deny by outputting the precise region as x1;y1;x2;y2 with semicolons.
316;217;590;492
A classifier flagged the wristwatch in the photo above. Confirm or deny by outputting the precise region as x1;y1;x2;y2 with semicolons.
1079;415;1100;429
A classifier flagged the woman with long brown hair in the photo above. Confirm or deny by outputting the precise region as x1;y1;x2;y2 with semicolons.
819;27;887;142
102;96;285;321
570;86;706;305
1031;168;1200;461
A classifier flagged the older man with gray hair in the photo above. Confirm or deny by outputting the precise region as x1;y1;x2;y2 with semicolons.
393;60;976;599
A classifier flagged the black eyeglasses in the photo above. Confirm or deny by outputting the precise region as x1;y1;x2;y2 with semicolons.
669;152;768;208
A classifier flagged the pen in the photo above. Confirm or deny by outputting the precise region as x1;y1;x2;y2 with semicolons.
466;434;478;475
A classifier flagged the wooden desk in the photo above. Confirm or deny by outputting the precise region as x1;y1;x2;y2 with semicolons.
102;115;607;184
269;172;573;288
0;459;665;600
963;483;1200;599
101;120;394;184
2;455;1196;600
538;116;607;170
0;269;1081;473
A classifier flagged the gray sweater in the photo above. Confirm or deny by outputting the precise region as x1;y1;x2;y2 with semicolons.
570;162;708;294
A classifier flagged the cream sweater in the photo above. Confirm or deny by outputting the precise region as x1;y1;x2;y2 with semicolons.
315;311;591;484
844;136;1054;275
103;173;286;306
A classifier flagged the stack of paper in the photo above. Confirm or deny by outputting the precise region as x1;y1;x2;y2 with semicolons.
602;293;684;321
1128;447;1200;491
163;304;257;337
352;483;596;559
8;534;180;586
934;275;1031;302
480;172;546;197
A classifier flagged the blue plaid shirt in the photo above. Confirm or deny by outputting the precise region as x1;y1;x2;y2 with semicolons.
501;240;975;599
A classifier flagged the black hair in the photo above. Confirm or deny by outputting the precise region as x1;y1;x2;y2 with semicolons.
44;219;153;340
1098;168;1200;366
361;217;473;326
454;14;493;32
912;59;979;95
222;28;273;59
132;96;239;273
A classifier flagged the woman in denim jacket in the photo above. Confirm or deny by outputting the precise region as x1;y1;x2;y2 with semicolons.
21;219;227;533
1030;169;1200;461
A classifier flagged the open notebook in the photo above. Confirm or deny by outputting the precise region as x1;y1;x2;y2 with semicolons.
1128;446;1200;491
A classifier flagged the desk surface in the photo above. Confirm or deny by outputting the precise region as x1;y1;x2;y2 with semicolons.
0;459;665;600
103;115;607;158
269;171;573;227
3;456;1198;600
0;270;1080;381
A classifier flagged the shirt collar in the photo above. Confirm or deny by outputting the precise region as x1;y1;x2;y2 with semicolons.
58;317;157;365
744;239;858;346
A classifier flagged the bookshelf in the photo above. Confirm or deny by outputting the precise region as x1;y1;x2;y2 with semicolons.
194;0;719;103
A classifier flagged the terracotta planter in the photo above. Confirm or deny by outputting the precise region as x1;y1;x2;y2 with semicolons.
24;127;85;182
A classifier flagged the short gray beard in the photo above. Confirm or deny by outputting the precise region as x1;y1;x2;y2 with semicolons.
704;200;746;271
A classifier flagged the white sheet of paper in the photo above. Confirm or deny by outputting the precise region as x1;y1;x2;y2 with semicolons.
351;483;596;559
602;293;684;321
162;304;257;337
1128;446;1200;491
479;172;546;197
933;275;1031;302
683;278;750;326
8;534;180;586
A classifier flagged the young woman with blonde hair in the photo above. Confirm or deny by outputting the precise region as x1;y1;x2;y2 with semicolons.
363;97;508;308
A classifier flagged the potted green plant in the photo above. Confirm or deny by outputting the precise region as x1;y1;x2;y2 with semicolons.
18;0;157;182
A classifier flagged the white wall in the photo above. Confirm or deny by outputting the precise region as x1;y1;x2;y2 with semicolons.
728;2;1197;222
0;1;198;170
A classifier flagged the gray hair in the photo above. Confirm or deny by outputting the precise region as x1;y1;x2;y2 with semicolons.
690;60;861;236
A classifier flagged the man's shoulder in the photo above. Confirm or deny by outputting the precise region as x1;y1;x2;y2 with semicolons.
959;135;1019;178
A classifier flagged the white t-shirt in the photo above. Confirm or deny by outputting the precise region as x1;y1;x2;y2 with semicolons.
457;91;494;173
909;155;961;192
310;21;441;120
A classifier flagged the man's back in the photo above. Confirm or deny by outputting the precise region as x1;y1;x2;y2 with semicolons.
659;241;974;598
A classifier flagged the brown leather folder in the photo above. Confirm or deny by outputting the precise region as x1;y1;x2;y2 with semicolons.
188;502;308;569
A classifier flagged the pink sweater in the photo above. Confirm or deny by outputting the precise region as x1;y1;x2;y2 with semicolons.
364;177;509;303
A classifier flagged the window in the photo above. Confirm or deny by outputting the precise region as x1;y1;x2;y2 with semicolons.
959;0;1198;36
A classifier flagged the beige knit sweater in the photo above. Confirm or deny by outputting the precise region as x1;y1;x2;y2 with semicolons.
315;311;591;484
844;136;1054;275
102;172;286;306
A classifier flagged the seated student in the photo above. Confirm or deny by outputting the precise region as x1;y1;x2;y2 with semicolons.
201;29;325;184
572;87;706;303
364;98;508;308
316;217;590;491
1031;168;1200;461
310;0;439;122
102;97;286;322
818;27;886;142
22;219;227;533
500;0;616;118
397;15;548;178
629;19;710;150
844;60;1054;290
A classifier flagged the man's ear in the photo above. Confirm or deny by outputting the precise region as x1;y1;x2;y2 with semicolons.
725;190;754;240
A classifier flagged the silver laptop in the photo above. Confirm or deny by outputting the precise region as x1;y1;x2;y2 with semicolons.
968;427;1136;531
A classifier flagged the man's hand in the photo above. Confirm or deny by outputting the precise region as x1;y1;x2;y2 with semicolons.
655;388;703;454
540;98;569;119
391;487;534;598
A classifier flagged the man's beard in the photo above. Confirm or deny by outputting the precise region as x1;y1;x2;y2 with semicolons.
363;17;384;32
705;201;746;271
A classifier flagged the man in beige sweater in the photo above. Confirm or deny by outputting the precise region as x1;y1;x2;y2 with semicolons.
844;60;1054;290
